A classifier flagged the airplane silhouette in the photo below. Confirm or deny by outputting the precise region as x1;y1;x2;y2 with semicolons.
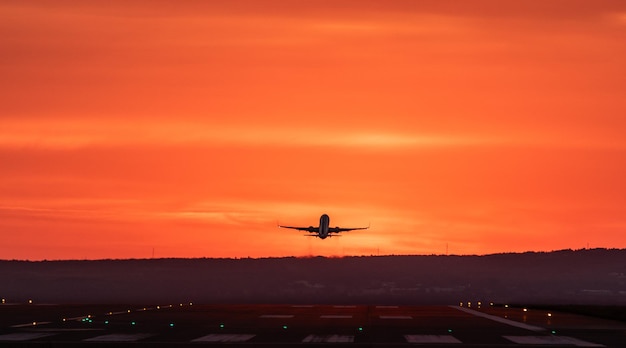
279;214;369;239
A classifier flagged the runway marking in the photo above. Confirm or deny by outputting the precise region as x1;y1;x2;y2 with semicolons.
503;335;605;347
404;335;462;344
10;321;52;328
320;315;353;319
333;305;356;308
0;333;56;341
380;315;412;319
303;334;354;343
32;328;105;332
191;334;256;342
259;314;294;318
83;333;154;342
451;306;545;332
376;305;399;308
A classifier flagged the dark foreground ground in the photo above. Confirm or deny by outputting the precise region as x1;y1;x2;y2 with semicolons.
3;249;626;305
1;303;625;347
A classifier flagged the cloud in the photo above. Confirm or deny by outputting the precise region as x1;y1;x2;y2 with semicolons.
3;117;626;151
0;118;491;149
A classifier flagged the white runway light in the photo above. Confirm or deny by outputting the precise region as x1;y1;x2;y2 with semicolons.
191;334;255;342
404;335;462;344
302;334;354;343
452;305;546;332
10;321;51;328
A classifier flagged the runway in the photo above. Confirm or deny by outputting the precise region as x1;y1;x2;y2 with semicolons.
0;303;624;347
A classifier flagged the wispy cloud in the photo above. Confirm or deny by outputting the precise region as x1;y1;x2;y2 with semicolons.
0;119;490;149
3;118;625;150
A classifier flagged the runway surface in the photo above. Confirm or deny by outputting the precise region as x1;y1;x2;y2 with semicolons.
0;303;624;347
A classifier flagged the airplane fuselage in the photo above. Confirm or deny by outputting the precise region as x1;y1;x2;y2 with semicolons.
278;214;367;238
319;214;330;239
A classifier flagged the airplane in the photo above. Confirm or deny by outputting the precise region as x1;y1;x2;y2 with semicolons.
279;214;369;239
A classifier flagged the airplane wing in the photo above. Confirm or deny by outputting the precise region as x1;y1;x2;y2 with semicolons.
278;225;319;233
328;226;369;233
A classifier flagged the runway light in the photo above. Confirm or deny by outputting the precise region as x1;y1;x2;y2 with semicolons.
490;302;494;306
28;299;33;304
448;329;453;333
169;323;174;327
104;320;109;325
523;308;528;312
108;312;113;315
547;313;552;317
358;327;363;332
1;298;5;304
282;325;288;329
189;302;193;306
62;318;66;322
32;322;37;326
131;321;136;326
504;305;509;308
127;309;131;313
219;324;225;329
459;302;463;307
157;306;160;309
551;330;556;334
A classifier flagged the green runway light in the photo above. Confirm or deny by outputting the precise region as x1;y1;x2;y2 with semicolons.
104;320;109;325
169;323;174;327
551;330;556;334
131;321;136;326
219;324;225;329
282;325;288;329
448;329;453;333
358;327;363;332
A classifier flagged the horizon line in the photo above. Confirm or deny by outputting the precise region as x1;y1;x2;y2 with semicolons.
1;247;623;262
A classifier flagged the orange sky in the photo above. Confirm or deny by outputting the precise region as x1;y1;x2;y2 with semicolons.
2;0;626;260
